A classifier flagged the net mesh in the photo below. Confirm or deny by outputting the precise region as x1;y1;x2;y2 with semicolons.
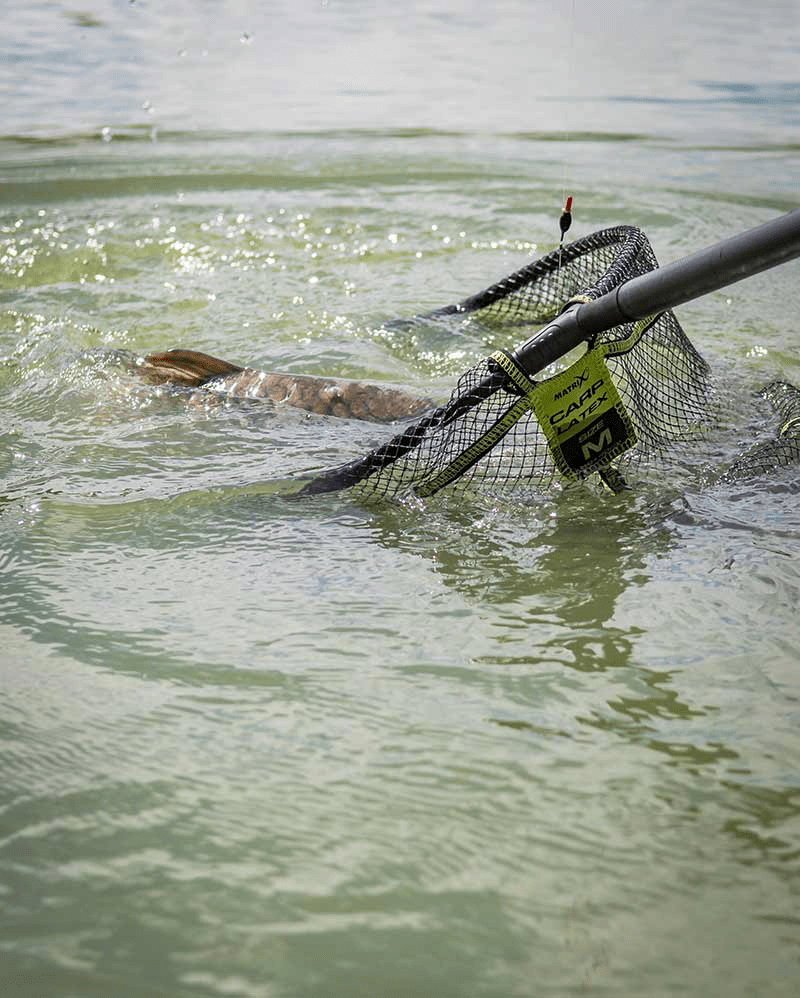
302;226;794;499
721;380;800;480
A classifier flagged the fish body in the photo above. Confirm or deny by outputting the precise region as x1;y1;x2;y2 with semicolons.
139;349;432;423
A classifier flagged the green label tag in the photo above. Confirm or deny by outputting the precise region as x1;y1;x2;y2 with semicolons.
530;349;637;478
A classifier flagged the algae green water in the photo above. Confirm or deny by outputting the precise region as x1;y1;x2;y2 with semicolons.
2;2;800;996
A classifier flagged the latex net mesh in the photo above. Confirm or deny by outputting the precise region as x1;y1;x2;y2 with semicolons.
722;380;800;480
302;226;795;498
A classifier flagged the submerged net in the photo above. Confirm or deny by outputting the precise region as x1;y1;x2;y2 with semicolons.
300;226;794;499
721;380;800;481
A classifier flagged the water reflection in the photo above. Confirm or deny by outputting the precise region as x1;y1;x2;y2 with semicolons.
363;480;800;883
367;484;672;663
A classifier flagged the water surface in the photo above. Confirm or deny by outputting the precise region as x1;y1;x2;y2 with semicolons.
2;2;800;996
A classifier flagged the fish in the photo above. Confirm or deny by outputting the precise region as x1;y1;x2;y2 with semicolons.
138;349;433;423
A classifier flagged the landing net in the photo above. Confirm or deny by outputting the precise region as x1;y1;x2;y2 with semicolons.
301;226;793;498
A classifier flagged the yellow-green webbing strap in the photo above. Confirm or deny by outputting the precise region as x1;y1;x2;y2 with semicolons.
596;313;659;358
414;313;658;497
780;414;800;438
491;347;540;396
414;353;535;497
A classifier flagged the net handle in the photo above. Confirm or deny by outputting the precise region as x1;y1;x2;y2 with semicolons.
513;209;800;374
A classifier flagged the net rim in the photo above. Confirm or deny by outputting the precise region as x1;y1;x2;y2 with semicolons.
428;226;651;318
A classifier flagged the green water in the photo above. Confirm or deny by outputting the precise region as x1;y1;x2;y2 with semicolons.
2;2;800;996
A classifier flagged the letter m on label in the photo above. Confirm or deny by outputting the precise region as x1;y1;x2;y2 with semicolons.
580;427;613;461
